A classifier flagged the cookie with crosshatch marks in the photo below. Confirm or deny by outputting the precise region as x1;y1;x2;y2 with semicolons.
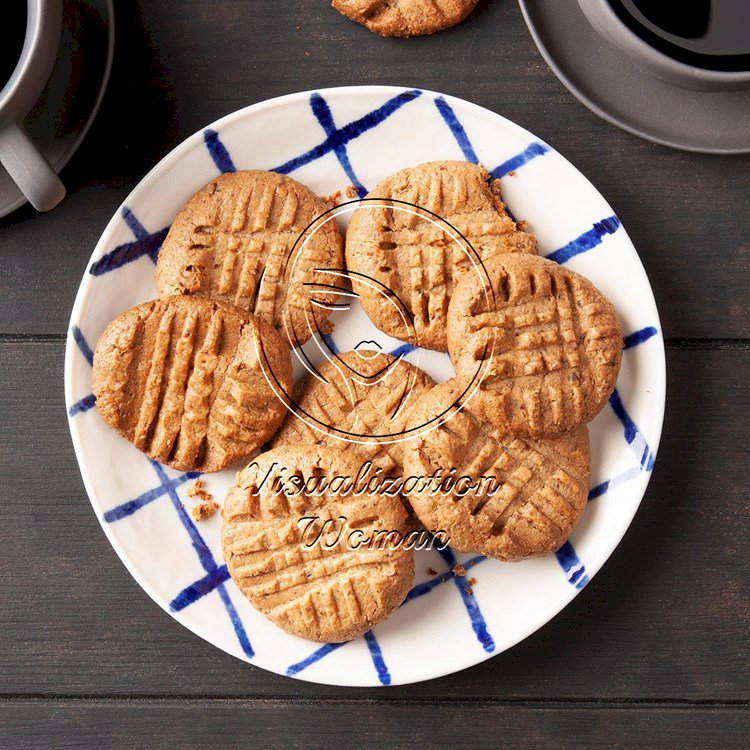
154;170;344;346
271;349;434;527
402;380;591;561
344;161;538;352
331;0;479;37
92;296;292;473
448;253;622;437
222;447;415;642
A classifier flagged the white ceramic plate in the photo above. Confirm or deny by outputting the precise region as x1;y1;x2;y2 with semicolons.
65;86;665;687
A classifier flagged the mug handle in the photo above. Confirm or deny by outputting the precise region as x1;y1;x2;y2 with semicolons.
0;120;66;212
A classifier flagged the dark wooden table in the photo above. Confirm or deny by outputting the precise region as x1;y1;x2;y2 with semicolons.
1;1;748;747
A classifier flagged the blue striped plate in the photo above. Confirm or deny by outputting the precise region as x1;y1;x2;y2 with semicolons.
65;86;665;686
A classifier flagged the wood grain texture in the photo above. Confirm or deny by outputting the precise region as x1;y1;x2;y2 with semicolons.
0;0;747;337
1;701;748;749
1;341;748;701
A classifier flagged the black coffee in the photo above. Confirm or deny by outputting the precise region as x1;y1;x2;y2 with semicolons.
609;0;750;72
0;3;27;89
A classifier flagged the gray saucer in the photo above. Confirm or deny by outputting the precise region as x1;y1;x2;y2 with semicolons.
0;0;114;218
519;0;750;154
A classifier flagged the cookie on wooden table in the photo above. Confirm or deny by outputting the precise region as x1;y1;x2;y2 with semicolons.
155;170;344;346
332;0;479;37
345;161;537;352
448;253;622;436
92;296;292;473
222;447;415;642
271;349;434;527
402;380;591;561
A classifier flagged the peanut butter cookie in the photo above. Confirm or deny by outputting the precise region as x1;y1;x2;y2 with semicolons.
155;170;344;346
222;447;415;642
402;380;591;561
448;253;622;436
92;296;292;472
332;0;479;37
345;161;537;352
271;349;434;527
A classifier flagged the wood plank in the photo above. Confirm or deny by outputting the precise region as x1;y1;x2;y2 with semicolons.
0;340;748;699
0;0;748;337
1;700;748;749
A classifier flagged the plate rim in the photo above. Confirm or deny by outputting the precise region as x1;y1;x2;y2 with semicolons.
64;84;667;686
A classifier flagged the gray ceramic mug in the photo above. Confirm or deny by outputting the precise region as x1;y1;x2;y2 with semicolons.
0;0;66;212
578;0;750;92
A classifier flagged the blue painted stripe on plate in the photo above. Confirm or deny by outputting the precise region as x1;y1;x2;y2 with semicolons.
70;325;94;366
320;332;340;356
121;206;149;239
151;460;218;573
609;388;655;471
103;471;199;523
545;216;621;265
588;466;643;501
310;93;368;199
490;142;549;179
170;565;231;612
216;583;254;658
287;642;345;676
271;90;422;175
363;631;391;685
402;554;487;605
89;225;169;275
203;129;237;173
435;96;479;163
623;326;658;350
555;541;589;589
437;546;494;653
68;393;96;417
387;342;416;359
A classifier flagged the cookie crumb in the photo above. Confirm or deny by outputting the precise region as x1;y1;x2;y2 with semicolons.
319;318;336;335
516;219;529;230
452;564;467;577
321;189;341;206
187;479;213;503
508;170;517;177
189;500;219;522
345;184;359;199
427;567;438;576
467;577;477;586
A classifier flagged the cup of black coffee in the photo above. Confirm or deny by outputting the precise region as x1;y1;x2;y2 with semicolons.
0;0;66;212
578;0;750;91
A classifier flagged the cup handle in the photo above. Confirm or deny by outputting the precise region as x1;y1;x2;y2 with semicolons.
0;120;66;212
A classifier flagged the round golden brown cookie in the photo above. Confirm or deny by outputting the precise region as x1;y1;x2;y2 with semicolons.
345;161;537;352
92;296;292;472
402;380;591;561
154;170;344;346
331;0;479;37
271;349;434;527
448;253;622;436
222;447;415;642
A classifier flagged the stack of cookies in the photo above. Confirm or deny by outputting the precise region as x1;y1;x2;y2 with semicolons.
92;160;622;643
